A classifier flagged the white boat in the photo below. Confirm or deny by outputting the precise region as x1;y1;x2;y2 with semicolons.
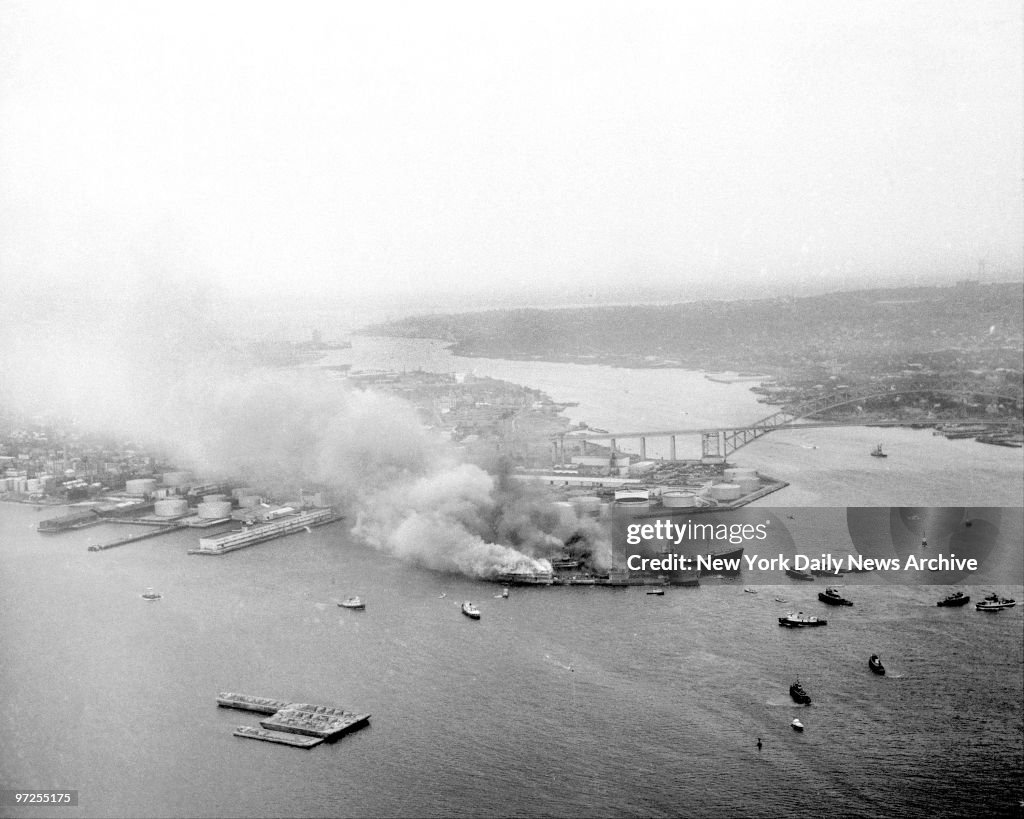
646;588;665;596
976;593;1016;611
338;597;365;610
462;601;481;620
501;587;509;599
141;587;162;601
791;719;804;732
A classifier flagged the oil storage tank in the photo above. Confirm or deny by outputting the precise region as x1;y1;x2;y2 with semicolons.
154;498;188;517
126;478;157;495
197;500;233;519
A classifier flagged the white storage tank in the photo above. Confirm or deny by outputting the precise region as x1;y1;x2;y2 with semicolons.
126;478;157;495
736;476;761;494
154;498;189;517
197;500;233;519
662;490;698;509
709;483;742;501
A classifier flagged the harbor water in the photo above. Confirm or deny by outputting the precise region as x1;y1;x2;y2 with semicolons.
1;503;1022;818
2;335;1022;818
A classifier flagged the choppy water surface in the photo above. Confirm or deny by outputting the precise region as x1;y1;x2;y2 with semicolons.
1;503;1021;819
2;337;1022;818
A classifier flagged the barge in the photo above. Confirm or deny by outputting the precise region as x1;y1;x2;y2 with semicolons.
218;693;371;748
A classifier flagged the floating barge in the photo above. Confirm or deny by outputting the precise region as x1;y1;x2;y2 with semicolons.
217;693;370;749
232;726;324;748
189;509;340;555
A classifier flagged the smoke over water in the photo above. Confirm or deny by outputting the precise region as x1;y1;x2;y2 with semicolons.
1;284;608;578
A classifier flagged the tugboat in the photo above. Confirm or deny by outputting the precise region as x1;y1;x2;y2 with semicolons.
870;443;887;458
976;593;1016;612
818;586;853;606
338;597;365;610
791;718;805;732
141;587;162;601
778;612;828;628
461;601;481;620
646;588;665;596
868;655;885;675
936;591;971;607
785;568;816;581
789;680;811;705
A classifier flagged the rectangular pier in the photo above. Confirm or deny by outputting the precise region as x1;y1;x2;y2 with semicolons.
189;509;339;555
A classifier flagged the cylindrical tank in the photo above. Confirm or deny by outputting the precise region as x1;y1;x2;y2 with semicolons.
126;478;157;495
161;471;192;488
197;500;233;519
237;495;261;508
570;495;602;515
202;493;228;503
709;483;742;501
154;498;189;517
614;489;650;502
662;490;698;509
736;476;761;494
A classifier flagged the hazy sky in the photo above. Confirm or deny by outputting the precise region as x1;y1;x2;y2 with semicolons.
1;0;1021;309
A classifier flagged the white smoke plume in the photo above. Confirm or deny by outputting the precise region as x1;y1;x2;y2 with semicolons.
1;271;609;578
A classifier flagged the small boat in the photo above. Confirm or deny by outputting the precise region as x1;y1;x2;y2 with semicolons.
976;593;1016;612
501;587;509;599
868;655;885;675
818;586;853;606
646;588;665;596
744;588;758;594
141;587;162;601
789;681;811;705
778;612;827;628
791;718;805;732
338;597;365;610
870;444;887;458
785;568;815;581
461;601;481;620
774;597;788;603
936;591;970;607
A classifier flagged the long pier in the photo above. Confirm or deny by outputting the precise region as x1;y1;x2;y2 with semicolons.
87;525;180;551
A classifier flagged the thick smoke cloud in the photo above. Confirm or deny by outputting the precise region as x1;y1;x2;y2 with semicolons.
1;272;608;577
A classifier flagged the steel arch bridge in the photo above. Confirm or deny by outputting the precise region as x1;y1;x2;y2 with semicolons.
700;385;1022;458
549;384;1022;463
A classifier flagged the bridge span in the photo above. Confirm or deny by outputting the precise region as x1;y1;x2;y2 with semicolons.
551;385;1022;462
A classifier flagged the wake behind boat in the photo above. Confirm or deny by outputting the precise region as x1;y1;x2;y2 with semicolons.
461;601;481;620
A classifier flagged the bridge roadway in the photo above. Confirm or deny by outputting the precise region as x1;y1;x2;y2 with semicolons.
552;385;1022;461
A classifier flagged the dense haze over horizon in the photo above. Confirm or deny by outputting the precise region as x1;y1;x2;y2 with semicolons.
0;0;1021;319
